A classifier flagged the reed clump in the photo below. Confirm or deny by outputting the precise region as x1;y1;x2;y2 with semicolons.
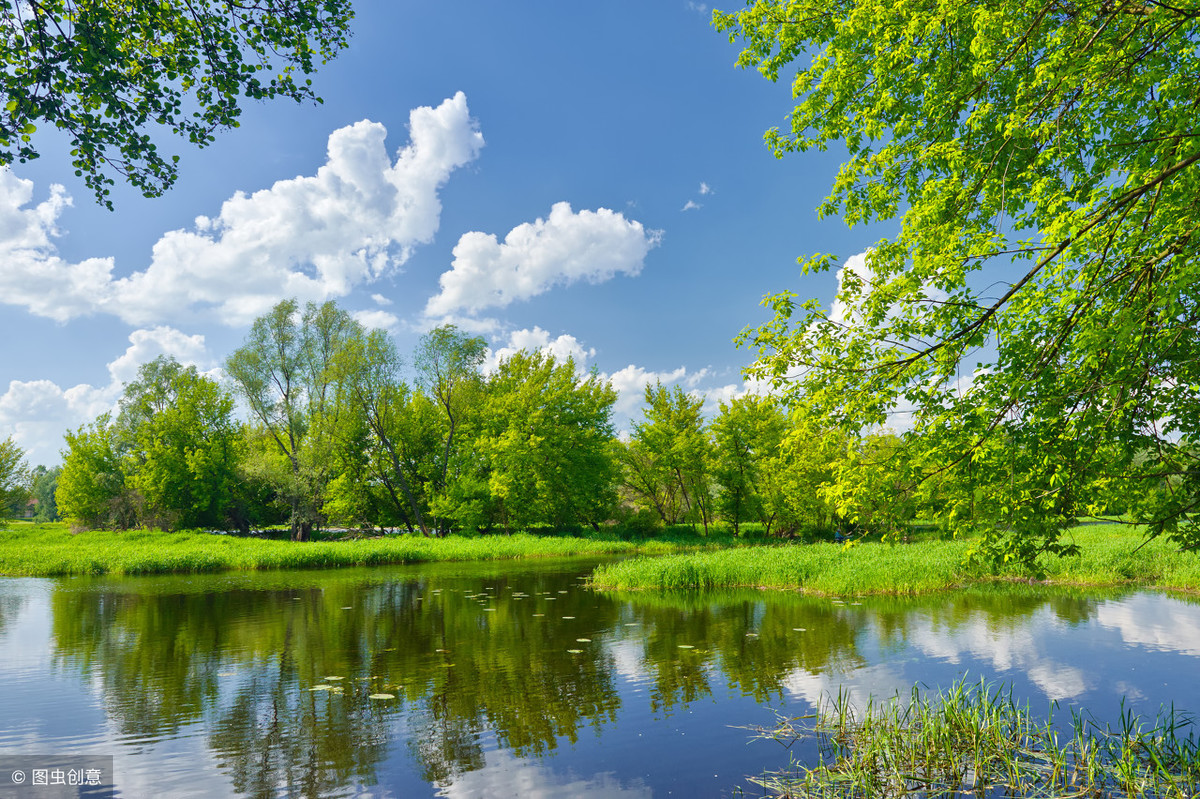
0;522;675;577
591;524;1200;595
748;678;1200;798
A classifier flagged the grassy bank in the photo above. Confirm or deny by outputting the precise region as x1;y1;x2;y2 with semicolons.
591;524;1200;595
0;522;735;577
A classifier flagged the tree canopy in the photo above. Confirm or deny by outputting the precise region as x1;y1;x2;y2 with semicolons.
719;0;1200;557
0;0;353;207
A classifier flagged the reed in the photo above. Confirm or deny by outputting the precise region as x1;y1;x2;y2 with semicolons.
592;524;1200;595
748;678;1200;798
0;522;704;577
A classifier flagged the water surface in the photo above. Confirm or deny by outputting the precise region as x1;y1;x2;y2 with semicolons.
1;559;1198;797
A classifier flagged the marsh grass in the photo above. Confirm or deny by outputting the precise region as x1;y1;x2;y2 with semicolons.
748;679;1200;798
0;521;730;577
592;524;1200;595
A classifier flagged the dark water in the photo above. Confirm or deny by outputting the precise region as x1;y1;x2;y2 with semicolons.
1;559;1198;798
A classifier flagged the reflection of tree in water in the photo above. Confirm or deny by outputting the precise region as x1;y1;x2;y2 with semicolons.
208;669;389;799
0;591;28;639
45;565;1118;796
48;567;625;794
613;585;1115;713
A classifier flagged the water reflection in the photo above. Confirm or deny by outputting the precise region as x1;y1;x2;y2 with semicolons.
0;564;1195;797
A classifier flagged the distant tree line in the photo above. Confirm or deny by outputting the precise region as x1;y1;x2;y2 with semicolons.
3;298;1134;546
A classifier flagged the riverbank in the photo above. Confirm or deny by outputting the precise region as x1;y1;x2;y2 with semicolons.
589;524;1200;595
0;522;736;577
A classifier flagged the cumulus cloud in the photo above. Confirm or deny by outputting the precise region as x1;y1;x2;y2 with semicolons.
484;327;596;374
351;309;401;331
0;93;484;326
604;364;689;418
699;181;712;195
681;200;701;212
0;327;214;465
0;172;120;322
425;202;661;317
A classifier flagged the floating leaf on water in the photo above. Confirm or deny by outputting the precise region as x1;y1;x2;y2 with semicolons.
325;676;345;681
792;628;807;632
567;649;583;654
368;693;395;700
745;632;759;637
576;638;591;643
532;613;545;617
677;645;695;649
562;616;575;619
544;597;557;600
341;606;353;610
310;685;332;691
558;590;568;593
435;649;449;653
483;608;496;612
624;623;638;627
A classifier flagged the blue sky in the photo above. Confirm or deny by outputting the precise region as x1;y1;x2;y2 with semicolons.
0;1;883;466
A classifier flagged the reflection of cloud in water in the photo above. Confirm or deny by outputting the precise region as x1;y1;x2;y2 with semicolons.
608;639;646;685
907;607;1089;702
782;663;913;713
435;748;651;799
1097;595;1200;656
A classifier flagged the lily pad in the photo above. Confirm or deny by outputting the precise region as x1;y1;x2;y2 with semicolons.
576;638;591;643
368;693;395;700
567;649;583;654
310;685;332;691
324;676;345;681
677;645;695;649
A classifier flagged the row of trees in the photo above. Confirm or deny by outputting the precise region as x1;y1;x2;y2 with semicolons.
12;297;1135;547
33;299;923;540
6;298;1145;555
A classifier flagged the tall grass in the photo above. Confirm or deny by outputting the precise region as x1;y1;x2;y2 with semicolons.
748;678;1200;798
0;522;722;577
592;524;1200;595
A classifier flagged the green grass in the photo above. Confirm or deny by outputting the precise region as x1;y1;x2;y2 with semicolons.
747;678;1200;798
591;524;1200;595
0;521;736;577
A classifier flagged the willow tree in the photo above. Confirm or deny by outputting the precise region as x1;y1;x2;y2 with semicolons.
226;299;356;541
720;1;1200;560
1;0;353;207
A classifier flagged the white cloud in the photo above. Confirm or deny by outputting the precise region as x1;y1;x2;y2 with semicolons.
0;171;120;322
484;327;596;374
370;293;393;306
0;93;484;326
351;309;400;331
681;200;701;212
0;328;213;465
425;202;661;317
699;182;712;195
603;364;688;419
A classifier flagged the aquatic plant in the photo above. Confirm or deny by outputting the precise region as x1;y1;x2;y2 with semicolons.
746;679;1200;798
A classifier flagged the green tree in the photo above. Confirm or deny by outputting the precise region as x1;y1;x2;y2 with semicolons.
622;383;713;532
720;0;1200;558
482;350;619;531
118;356;241;530
58;415;135;529
30;464;61;523
328;326;432;535
1;0;353;207
0;436;29;519
413;325;488;535
710;395;786;535
226;299;356;541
